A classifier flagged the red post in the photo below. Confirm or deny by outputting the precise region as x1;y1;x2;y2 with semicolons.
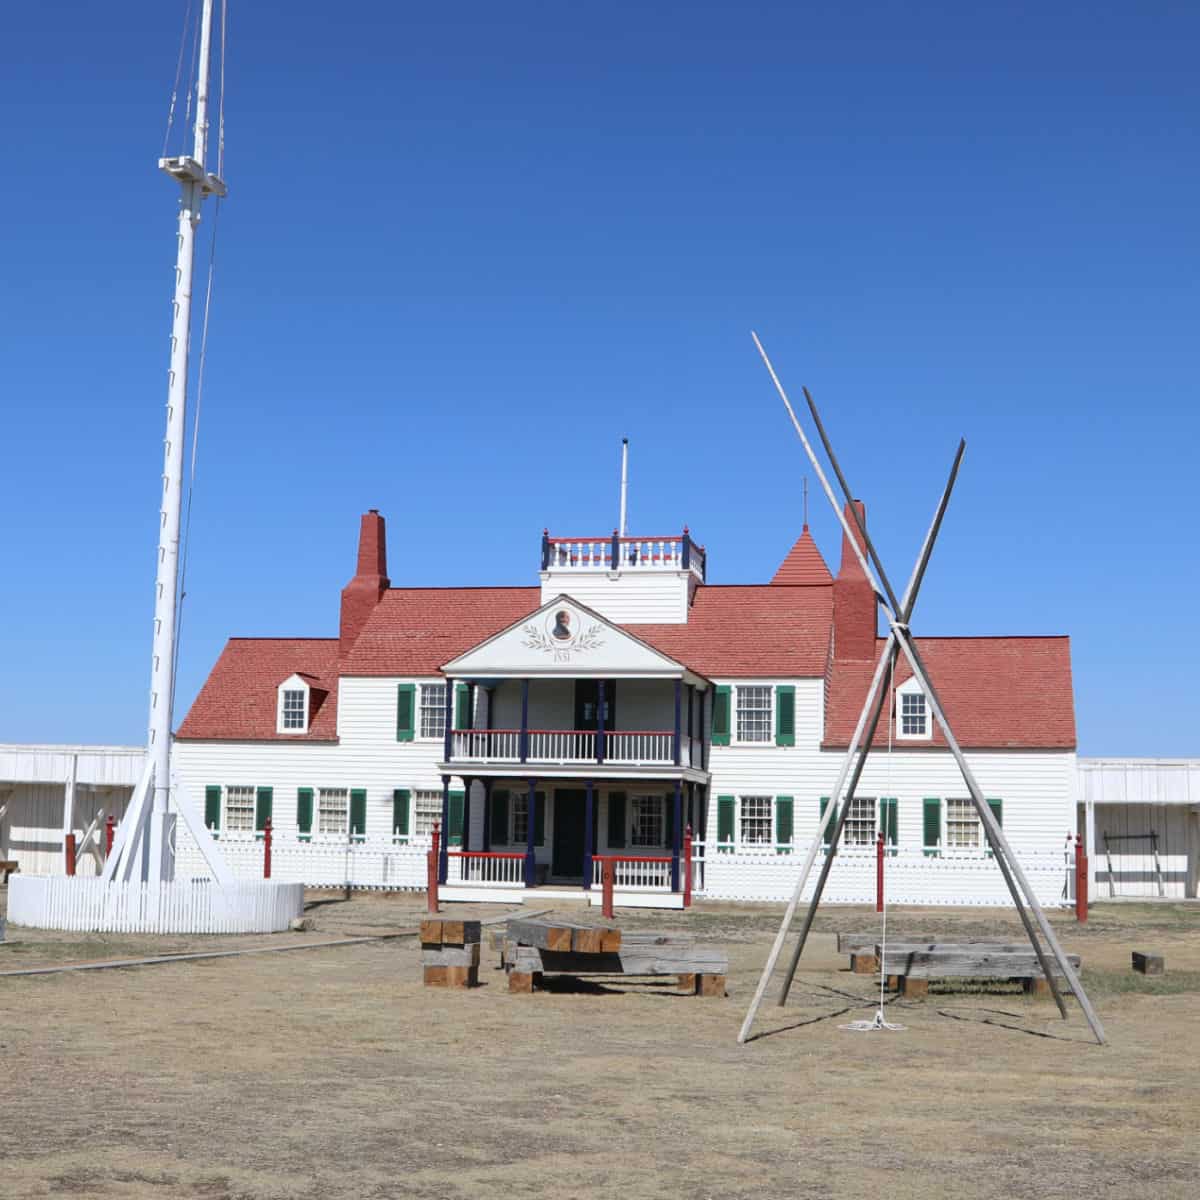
602;858;615;919
427;822;441;914
875;831;884;913
1075;835;1088;923
65;833;77;877
683;824;693;909
105;813;115;857
263;816;273;879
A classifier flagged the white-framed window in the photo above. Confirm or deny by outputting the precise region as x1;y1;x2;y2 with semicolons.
419;682;448;740
844;795;877;847
897;683;930;739
413;790;442;838
945;797;981;850
512;793;529;845
739;795;773;846
735;685;772;743
275;674;311;734
224;785;255;832
318;787;349;836
631;794;665;847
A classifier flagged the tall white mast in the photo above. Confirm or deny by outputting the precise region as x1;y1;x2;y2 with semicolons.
146;0;227;881
618;438;629;537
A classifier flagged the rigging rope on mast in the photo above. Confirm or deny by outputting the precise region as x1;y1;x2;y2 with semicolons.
161;0;195;157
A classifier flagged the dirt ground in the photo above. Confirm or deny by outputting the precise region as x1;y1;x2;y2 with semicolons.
1;892;1197;1200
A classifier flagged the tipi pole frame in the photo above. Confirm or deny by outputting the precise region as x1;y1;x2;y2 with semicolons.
738;435;961;1041
745;334;1104;1045
801;383;1075;1023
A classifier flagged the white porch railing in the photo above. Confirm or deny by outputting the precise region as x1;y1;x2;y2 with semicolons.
452;730;520;761
528;729;597;762
592;854;673;891
447;851;525;887
605;730;673;764
450;728;675;765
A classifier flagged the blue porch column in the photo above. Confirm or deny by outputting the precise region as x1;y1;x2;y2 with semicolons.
670;779;682;892
519;679;530;763
461;777;473;852
583;780;595;889
686;684;694;764
524;778;538;887
673;679;682;766
439;774;451;883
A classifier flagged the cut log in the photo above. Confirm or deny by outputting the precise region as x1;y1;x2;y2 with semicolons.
697;974;726;998
1132;951;1164;976
837;932;938;954
508;971;540;994
677;973;697;993
423;964;478;988
421;944;481;968
851;953;878;975
887;950;1081;980
505;919;574;952
900;977;928;997
420;918;482;947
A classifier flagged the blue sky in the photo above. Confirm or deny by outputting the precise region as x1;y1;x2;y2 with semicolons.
1;1;1196;755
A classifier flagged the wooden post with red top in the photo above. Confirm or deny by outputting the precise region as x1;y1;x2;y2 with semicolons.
427;822;441;914
65;834;76;877
263;816;273;879
875;831;884;913
683;824;693;908
105;813;115;858
1080;840;1089;921
602;858;615;919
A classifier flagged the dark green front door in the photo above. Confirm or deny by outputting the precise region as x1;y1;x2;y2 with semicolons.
553;789;587;879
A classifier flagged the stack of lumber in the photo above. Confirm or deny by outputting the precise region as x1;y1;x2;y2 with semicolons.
421;918;482;988
870;942;1082;997
837;932;938;974
503;919;727;997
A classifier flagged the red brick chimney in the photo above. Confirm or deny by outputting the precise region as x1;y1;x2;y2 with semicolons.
340;510;390;656
833;499;876;661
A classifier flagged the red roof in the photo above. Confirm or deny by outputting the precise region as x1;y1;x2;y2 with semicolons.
177;639;340;742
341;588;542;675
630;586;832;678
771;527;833;586
823;636;1076;750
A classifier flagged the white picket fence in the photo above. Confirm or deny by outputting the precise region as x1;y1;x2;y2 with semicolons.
592;856;673;891
174;829;432;892
692;843;1071;907
7;875;305;934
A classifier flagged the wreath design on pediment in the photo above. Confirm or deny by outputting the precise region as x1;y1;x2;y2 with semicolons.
522;620;606;655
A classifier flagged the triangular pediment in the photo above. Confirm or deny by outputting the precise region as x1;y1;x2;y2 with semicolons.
442;595;685;678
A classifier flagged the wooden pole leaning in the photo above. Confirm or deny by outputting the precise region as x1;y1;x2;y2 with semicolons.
802;385;1079;1027
798;368;1104;1045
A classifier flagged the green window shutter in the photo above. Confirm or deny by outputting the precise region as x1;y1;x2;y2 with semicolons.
775;796;794;854
205;785;221;832
985;797;1003;856
297;787;313;839
534;792;546;846
492;789;510;845
923;797;941;857
395;684;415;742
716;795;735;852
255;786;273;833
881;797;898;854
711;685;731;746
607;791;626;850
448;790;465;846
820;796;838;849
454;682;470;731
392;788;410;841
350;789;367;841
775;686;796;747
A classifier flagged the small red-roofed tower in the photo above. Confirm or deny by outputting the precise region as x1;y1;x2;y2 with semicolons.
833;500;876;661
340;510;390;656
770;525;833;586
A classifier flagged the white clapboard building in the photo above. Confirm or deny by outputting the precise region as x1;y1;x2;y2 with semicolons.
166;505;1080;909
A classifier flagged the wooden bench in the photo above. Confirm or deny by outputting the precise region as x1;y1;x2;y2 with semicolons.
837;932;939;974
0;861;18;885
874;943;1082;997
503;921;727;996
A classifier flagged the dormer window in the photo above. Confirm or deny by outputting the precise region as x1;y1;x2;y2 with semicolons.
897;683;930;740
276;674;311;734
